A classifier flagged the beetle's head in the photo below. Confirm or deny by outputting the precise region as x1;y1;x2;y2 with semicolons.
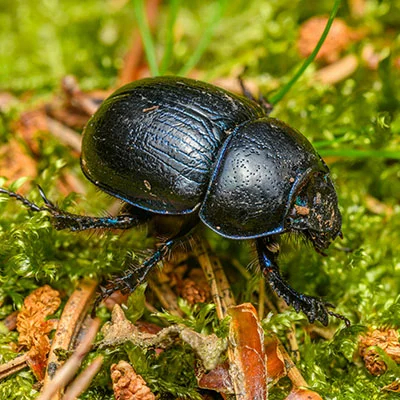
287;171;342;254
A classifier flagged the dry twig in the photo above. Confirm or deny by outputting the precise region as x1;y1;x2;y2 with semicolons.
62;356;104;400
37;317;101;400
41;278;97;399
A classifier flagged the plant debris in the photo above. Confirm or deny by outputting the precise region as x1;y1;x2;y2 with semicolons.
100;304;227;372
111;360;155;400
16;285;61;380
359;328;400;376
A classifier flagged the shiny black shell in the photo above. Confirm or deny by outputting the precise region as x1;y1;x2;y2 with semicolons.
81;76;329;239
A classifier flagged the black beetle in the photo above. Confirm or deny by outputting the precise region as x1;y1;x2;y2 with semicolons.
0;76;349;326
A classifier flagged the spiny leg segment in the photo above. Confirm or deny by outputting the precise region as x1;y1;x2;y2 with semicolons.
0;186;151;231
95;213;200;308
256;236;350;326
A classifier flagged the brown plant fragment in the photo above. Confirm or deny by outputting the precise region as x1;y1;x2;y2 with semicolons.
179;269;211;305
101;305;226;371
264;336;286;384
37;318;101;400
13;109;48;156
0;353;29;380
382;379;400;392
228;303;267;400
16;285;61;380
285;387;323;400
42;278;97;398
0;138;37;188
197;361;234;395
111;360;155;400
63;355;104;400
298;17;357;63
2;310;19;331
180;278;207;303
359;328;400;375
315;54;359;84
117;0;160;85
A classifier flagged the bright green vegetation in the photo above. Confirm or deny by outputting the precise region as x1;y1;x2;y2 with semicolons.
0;0;400;399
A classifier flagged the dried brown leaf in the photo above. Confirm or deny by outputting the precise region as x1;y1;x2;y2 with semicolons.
228;303;267;399
382;379;400;392
16;285;61;380
265;336;286;384
0;139;37;186
359;328;400;375
197;361;234;394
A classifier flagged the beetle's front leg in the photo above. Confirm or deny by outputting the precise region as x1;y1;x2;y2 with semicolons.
256;236;350;326
0;186;151;231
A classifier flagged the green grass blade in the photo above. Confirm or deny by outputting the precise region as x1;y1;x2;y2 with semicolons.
178;0;228;76
318;148;400;159
269;0;342;104
159;0;181;75
133;0;159;76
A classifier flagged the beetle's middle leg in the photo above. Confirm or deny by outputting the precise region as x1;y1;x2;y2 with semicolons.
96;213;200;304
0;186;152;231
256;236;350;326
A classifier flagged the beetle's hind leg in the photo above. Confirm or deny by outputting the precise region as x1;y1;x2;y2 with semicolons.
0;186;151;231
95;213;200;308
256;236;350;326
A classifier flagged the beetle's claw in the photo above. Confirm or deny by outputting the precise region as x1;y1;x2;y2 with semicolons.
291;295;350;327
327;308;351;327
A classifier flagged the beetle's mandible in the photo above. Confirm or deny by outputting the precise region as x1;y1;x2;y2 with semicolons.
0;76;349;326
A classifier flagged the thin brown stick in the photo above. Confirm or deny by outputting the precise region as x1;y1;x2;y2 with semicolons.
0;353;29;380
277;341;308;388
148;276;184;317
45;116;82;153
315;54;358;84
286;326;300;363
61;76;100;116
41;278;97;400
62;356;104;400
211;252;236;311
258;278;265;319
38;318;101;400
193;238;235;319
276;298;301;362
2;310;19;331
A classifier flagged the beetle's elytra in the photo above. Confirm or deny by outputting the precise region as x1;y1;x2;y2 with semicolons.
0;76;349;326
